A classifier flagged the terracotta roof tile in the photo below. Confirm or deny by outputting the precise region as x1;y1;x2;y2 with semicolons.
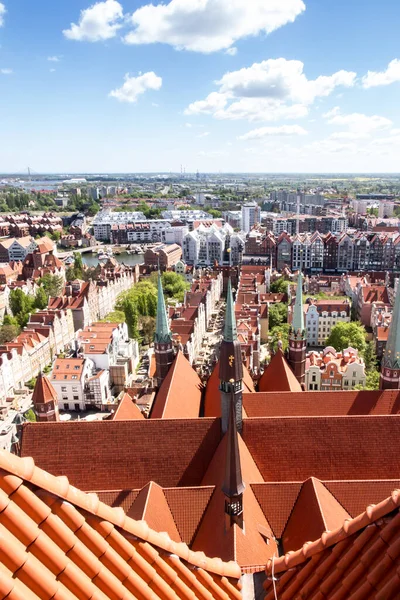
324;480;400;517
242;416;400;482
164;486;215;545
258;350;302;393
281;478;350;553
21;418;222;490
243;389;400;417
0;451;241;599
112;393;144;420
31;372;58;406
251;482;302;538
264;488;400;600
151;350;203;419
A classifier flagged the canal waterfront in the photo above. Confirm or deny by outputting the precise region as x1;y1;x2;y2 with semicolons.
82;252;144;267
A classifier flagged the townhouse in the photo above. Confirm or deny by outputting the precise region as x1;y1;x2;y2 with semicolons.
305;347;366;391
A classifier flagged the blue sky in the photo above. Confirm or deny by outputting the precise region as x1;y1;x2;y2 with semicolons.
1;0;400;173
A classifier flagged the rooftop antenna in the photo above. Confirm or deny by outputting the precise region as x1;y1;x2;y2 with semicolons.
27;167;32;183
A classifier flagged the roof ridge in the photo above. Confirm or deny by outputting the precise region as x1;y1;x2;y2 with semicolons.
0;450;240;580
266;487;400;575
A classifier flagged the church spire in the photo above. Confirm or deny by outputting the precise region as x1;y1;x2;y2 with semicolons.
223;279;237;342
288;271;307;386
154;271;172;344
154;271;175;386
292;271;305;333
219;279;243;434
380;279;400;389
32;372;59;422
222;387;245;529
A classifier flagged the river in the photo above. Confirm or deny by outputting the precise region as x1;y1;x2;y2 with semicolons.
81;252;144;268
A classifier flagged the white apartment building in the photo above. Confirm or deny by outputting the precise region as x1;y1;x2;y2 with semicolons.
241;202;261;233
161;210;211;221
183;224;244;266
93;210;147;240
51;357;112;411
304;300;351;347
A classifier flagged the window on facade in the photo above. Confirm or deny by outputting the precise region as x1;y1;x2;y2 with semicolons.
72;375;77;380
63;404;69;410
352;380;356;386
61;386;67;392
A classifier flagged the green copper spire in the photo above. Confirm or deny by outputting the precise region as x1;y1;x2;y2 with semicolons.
292;271;305;333
224;279;237;342
383;281;400;369
154;272;172;344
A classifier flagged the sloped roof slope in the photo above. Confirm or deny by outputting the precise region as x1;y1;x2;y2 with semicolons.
151;350;203;419
113;393;144;420
204;360;255;418
0;450;241;600
258;350;302;392
265;488;400;600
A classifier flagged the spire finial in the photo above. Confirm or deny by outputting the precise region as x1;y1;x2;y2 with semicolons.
154;271;172;344
224;279;237;342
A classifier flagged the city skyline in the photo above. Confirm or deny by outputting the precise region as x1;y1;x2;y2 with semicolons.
1;0;400;172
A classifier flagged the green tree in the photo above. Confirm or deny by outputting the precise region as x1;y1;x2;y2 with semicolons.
73;252;84;279
326;321;367;355
117;280;158;318
355;370;380;391
100;310;126;323
140;316;156;345
270;278;289;294
149;271;190;303
269;323;290;353
9;289;35;327
39;274;64;298
363;340;378;371
268;303;288;329
2;315;19;327
34;287;48;310
124;299;139;339
0;324;20;344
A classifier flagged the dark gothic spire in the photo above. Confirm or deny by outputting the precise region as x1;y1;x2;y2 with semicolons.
222;389;245;500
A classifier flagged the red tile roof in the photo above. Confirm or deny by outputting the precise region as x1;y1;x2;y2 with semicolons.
242;416;400;482
0;450;241;599
21;418;222;491
31;372;58;406
151;351;203;419
243;389;400;417
258;350;302;393
281;477;350;553
112;393;144;420
264;488;400;600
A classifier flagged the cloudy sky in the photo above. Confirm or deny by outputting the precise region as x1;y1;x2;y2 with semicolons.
1;0;400;172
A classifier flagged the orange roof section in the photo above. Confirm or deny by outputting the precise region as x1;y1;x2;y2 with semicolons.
31;372;58;405
281;477;350;553
0;450;241;599
52;358;85;381
113;393;144;420
264;488;400;600
258;350;302;393
151;350;203;419
203;360;254;418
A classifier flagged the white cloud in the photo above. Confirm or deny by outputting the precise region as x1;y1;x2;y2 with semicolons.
48;56;61;62
323;106;340;118
63;0;123;42
0;4;5;27
151;102;159;107
49;68;56;73
109;71;162;103
197;131;210;138
362;59;400;88
185;59;356;123
225;47;237;56
239;124;307;140
0;68;12;75
216;59;356;104
185;92;229;115
124;0;305;53
325;108;392;136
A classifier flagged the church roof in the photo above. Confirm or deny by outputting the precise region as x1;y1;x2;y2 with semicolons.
112;393;144;420
31;372;58;405
292;271;305;332
224;278;237;342
265;488;400;600
0;450;241;600
382;280;400;369
151;350;202;419
258;350;302;392
154;272;172;344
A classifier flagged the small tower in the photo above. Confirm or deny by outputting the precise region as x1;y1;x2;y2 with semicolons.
32;372;59;422
288;271;307;385
219;279;243;433
222;387;245;529
380;279;400;390
154;272;175;386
